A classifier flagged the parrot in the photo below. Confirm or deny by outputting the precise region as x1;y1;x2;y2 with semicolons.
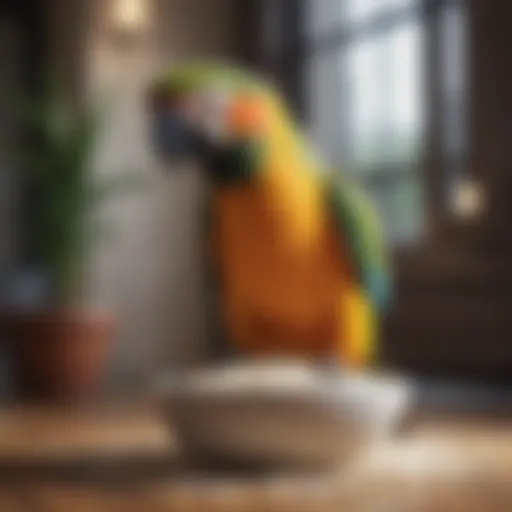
148;62;392;368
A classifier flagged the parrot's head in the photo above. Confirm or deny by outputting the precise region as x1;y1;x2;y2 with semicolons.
148;62;276;184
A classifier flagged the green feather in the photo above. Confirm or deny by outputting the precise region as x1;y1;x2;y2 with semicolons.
326;173;392;311
151;61;270;96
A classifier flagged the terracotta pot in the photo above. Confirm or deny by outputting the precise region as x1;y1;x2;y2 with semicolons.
1;309;116;402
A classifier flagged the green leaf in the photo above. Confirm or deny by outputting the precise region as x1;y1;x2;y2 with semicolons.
13;72;141;304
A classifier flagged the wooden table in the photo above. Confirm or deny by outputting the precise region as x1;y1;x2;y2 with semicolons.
0;406;510;511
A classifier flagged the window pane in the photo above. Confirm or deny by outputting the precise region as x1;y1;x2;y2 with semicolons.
342;36;385;171
387;20;425;162
371;178;425;243
442;1;467;160
305;50;343;165
305;0;418;38
342;19;424;171
305;0;345;39
344;0;417;25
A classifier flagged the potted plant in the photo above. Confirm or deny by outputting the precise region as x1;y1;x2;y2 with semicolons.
1;79;141;402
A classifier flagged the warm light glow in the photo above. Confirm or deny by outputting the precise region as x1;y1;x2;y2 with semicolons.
110;0;149;33
453;179;485;218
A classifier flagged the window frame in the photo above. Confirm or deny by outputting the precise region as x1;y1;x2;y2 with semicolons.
246;0;470;262
308;2;427;242
241;1;512;377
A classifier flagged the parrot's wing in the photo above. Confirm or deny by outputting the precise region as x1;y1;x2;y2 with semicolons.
325;173;392;312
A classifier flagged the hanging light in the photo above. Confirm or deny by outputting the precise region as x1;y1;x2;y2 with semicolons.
452;179;485;219
109;0;150;40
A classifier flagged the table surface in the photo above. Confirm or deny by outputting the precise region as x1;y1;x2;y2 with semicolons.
0;405;510;511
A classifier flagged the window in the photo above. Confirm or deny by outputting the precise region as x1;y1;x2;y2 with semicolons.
303;0;468;244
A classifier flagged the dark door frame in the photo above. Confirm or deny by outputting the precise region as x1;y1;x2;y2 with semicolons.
1;0;48;267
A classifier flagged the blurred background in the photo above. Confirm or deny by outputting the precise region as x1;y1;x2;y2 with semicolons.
245;0;512;382
1;1;512;509
1;0;511;401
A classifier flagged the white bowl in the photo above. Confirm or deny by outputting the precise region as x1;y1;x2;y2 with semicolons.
156;361;412;468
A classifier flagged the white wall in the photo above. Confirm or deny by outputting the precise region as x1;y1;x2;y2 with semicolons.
82;0;238;391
